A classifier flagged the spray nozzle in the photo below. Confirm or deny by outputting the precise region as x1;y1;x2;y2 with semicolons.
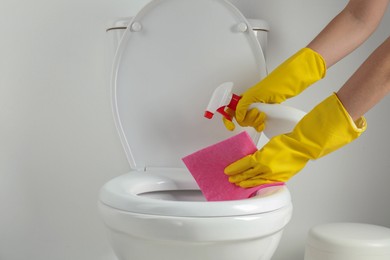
204;82;241;121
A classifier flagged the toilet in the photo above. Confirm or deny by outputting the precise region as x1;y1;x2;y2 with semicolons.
99;0;294;259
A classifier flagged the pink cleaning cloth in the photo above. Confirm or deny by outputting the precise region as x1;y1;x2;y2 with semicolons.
182;131;284;201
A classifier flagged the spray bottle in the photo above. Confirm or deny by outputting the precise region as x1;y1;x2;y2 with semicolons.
205;82;306;139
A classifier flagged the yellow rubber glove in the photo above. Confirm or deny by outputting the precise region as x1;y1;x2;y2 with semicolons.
224;93;366;188
224;48;326;131
223;107;266;132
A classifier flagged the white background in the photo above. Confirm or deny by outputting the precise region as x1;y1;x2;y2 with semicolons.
1;0;389;259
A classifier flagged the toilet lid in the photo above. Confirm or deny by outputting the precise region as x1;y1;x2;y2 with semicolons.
111;0;267;170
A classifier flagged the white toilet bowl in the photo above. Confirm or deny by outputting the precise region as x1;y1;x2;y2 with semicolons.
99;168;293;260
99;0;296;259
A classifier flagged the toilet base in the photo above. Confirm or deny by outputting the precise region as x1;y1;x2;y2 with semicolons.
99;202;292;260
107;228;283;260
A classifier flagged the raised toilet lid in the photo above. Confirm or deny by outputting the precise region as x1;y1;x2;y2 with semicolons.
111;0;267;170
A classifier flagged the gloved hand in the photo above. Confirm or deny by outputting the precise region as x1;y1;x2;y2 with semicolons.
224;47;326;131
223;107;266;132
224;93;366;188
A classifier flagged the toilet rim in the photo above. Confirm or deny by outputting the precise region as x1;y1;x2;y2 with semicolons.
99;168;292;217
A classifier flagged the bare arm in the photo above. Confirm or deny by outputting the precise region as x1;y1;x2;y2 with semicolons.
307;0;390;121
307;0;389;67
337;37;390;121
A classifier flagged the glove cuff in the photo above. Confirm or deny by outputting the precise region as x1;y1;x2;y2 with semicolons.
283;47;327;87
299;47;327;79
260;47;327;103
333;93;367;134
289;93;366;159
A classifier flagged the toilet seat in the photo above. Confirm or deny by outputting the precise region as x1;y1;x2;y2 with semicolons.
111;0;267;170
100;168;292;217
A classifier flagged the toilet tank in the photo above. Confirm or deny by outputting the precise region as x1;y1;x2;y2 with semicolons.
106;17;269;61
246;18;269;60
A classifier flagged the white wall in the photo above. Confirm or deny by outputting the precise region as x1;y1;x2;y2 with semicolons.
1;0;389;260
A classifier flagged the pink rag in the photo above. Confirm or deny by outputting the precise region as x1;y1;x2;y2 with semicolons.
182;131;284;201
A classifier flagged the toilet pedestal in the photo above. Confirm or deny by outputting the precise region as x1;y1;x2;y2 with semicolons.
304;222;390;260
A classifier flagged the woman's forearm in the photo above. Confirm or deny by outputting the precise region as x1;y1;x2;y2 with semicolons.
307;0;389;67
337;36;390;121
